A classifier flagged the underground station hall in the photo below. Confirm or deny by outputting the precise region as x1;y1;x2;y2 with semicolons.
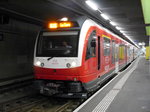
0;0;150;112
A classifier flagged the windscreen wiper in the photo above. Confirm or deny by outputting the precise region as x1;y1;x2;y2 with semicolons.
47;57;53;61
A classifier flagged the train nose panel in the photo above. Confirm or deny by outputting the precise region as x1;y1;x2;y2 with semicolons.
34;66;80;76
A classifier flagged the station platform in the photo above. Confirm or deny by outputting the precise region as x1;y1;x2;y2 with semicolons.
74;57;150;112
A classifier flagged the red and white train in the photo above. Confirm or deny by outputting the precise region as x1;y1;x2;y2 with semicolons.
34;17;138;98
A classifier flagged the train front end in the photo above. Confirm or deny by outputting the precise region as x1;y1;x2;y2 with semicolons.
34;21;86;98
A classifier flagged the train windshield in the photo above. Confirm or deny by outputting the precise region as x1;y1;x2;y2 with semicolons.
36;31;79;57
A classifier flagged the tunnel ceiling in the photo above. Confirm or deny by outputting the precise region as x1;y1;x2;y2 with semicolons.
0;0;149;46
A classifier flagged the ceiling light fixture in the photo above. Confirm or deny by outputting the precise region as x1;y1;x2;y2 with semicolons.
85;0;98;11
120;30;125;33
85;0;139;48
127;36;133;42
123;33;127;36
126;36;139;48
110;21;116;26
116;26;122;30
138;42;142;46
100;14;109;20
142;42;145;46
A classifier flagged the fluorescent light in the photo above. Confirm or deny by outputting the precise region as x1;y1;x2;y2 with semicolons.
127;36;138;47
100;14;109;20
116;26;122;30
123;34;126;37
123;35;139;48
120;30;125;33
142;42;145;46
138;42;142;46
110;21;116;26
126;36;132;41
85;0;98;10
123;33;127;36
138;42;145;46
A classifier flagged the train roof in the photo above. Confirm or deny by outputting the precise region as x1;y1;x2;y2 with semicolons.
42;16;138;48
74;16;138;48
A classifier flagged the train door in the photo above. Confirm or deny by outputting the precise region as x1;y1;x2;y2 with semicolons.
97;36;100;70
111;40;116;73
85;30;97;74
103;36;111;72
115;43;119;73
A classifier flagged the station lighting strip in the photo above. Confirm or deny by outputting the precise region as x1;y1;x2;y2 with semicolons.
85;0;140;48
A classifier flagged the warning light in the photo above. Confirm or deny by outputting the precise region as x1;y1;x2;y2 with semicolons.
48;23;58;29
59;22;72;28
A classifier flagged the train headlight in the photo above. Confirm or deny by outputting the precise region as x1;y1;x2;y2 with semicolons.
66;63;71;68
35;61;41;66
71;61;76;67
66;62;76;68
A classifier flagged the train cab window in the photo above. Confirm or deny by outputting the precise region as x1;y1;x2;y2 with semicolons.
86;30;96;60
37;31;79;57
103;37;110;56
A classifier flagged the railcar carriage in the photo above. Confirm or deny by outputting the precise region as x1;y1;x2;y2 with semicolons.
34;17;136;98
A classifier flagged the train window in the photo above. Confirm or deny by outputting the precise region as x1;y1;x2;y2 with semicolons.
124;45;127;59
86;30;96;60
36;31;79;57
115;44;119;62
112;40;115;64
119;45;125;60
127;47;129;57
103;37;110;56
128;47;131;57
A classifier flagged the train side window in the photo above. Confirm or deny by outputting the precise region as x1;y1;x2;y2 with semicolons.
86;30;96;60
112;40;115;64
119;45;125;60
115;44;119;62
103;37;110;56
127;47;129;57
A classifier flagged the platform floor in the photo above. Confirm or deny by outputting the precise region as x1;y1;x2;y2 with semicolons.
74;57;150;112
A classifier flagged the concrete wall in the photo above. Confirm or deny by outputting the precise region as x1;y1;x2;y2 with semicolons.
0;18;40;83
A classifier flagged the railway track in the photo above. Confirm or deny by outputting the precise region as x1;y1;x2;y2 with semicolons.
0;80;37;104
0;95;83;112
26;98;85;112
0;79;83;112
0;64;128;112
0;95;46;112
0;77;116;112
0;79;116;112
